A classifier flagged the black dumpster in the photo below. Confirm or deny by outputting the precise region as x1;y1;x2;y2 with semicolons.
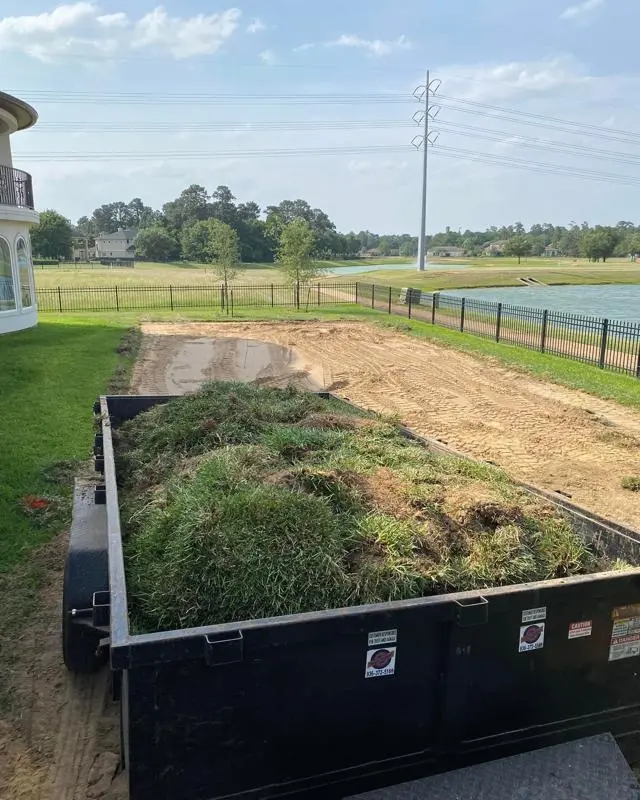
64;394;640;800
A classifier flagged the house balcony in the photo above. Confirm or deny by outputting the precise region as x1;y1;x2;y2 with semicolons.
0;164;38;225
0;165;34;209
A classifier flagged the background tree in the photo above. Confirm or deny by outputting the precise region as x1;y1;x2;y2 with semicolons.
135;227;180;262
278;220;318;297
207;220;243;297
503;235;532;264
181;219;243;290
162;185;211;232
581;227;618;262
30;210;73;259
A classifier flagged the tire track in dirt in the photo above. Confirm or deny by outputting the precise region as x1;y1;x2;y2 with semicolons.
140;320;640;530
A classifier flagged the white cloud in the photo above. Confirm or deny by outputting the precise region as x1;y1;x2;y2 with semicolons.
328;34;411;57
259;49;277;65
246;17;266;34
97;12;129;28
0;2;241;61
133;6;241;58
293;42;315;53
560;0;604;23
439;55;592;102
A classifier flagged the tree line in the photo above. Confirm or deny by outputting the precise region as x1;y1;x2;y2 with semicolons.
29;182;640;266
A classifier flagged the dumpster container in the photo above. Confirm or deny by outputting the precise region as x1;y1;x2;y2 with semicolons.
63;393;640;800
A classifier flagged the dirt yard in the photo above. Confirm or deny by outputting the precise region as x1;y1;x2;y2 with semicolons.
135;320;640;530
3;318;640;800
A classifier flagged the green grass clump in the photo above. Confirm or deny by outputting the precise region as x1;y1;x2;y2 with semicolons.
118;382;622;632
622;476;640;492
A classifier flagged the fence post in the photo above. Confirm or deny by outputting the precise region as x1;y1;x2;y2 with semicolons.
57;286;62;313
371;283;375;309
115;286;119;312
169;285;174;311
388;286;392;315
220;285;225;311
355;282;359;305
599;319;609;369
431;292;438;324
271;284;274;307
495;302;502;342
317;282;321;306
230;289;234;318
540;309;548;353
295;281;300;310
460;297;466;333
408;289;413;320
636;345;640;379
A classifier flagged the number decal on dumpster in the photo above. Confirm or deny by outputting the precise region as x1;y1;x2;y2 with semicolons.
609;606;640;661
365;647;397;678
519;623;545;652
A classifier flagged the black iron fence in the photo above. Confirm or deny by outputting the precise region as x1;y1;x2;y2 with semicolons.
353;285;640;379
35;282;357;314
36;281;640;379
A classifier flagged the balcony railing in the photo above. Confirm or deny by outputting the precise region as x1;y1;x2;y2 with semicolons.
0;165;34;210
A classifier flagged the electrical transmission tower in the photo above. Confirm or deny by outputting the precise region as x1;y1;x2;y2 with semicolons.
412;71;441;271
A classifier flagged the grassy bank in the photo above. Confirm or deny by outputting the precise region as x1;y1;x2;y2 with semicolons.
360;266;640;292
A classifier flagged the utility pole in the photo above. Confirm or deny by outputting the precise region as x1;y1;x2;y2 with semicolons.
412;71;441;271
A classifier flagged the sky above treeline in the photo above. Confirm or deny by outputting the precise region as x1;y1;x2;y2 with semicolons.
2;0;639;234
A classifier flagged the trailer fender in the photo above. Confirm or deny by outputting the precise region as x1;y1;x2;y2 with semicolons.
62;479;109;673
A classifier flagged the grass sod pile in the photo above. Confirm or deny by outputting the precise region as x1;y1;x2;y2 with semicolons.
116;382;626;633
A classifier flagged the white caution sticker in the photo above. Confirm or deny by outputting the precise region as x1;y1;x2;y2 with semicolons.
519;622;545;653
367;629;397;647
609;606;640;661
522;607;546;624
568;621;592;640
365;647;397;678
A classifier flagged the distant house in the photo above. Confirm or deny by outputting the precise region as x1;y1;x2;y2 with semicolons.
543;245;561;257
483;241;506;255
95;228;137;263
428;246;465;258
72;240;96;261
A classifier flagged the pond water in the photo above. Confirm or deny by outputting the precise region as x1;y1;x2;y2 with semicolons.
445;284;640;324
325;262;469;276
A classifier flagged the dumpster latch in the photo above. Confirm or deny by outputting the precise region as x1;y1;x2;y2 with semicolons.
454;596;488;627
204;631;244;666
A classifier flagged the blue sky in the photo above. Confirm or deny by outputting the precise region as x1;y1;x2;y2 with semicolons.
2;0;639;233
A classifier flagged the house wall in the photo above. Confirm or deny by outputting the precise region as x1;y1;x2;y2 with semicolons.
0;133;12;168
0;219;38;334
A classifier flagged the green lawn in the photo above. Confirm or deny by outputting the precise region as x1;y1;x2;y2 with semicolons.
34;258;640;293
0;317;133;572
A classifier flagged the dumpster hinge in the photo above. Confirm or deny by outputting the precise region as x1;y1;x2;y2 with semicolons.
204;631;244;666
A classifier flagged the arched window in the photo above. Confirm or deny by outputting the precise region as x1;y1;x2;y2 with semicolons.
16;237;33;309
0;237;16;312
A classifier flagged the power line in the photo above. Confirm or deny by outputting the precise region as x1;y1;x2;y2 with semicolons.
439;94;640;140
14;141;640;189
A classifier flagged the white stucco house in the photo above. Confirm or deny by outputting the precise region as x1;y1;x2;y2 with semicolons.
95;228;137;263
0;91;39;335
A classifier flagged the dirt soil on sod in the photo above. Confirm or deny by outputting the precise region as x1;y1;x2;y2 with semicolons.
135;321;640;531
116;383;625;633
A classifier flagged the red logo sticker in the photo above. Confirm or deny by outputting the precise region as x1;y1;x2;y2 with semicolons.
521;624;543;644
368;649;394;670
